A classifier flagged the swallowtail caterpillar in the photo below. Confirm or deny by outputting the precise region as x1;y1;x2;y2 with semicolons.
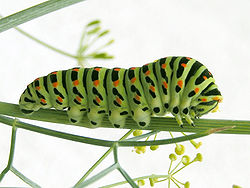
19;56;223;128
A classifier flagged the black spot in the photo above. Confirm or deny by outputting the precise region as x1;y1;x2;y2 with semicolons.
21;109;34;114
24;97;35;103
91;69;99;81
43;76;49;93
111;68;119;81
130;85;136;92
92;87;98;95
160;68;166;78
183;108;188;114
40;102;47;105
203;88;221;96
93;100;100;106
98;110;106;114
175;85;181;93
120;111;128;115
142;65;149;73
50;74;57;83
153;107;160;113
71;70;78;81
73;87;79;94
62;70;67;94
88;108;90;112
173;106;179;114
56;100;63;105
185;61;203;85
34;80;39;87
112;88;118;95
131;111;134;116
70;119;77;123
68;107;71;110
149;90;156;98
114;124;120;128
188;90;196;97
90;121;97;125
103;69;109;95
114;100;121;107
145;76;151;83
162;85;168;95
128;69;135;80
80;108;86;111
109;110;111;116
139;122;146;126
164;103;169;109
133;98;141;104
73;99;81;105
26;86;32;97
142;107;149;111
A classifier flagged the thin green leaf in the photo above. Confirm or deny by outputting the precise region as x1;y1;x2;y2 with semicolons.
86;20;101;27
87;26;101;35
0;0;85;33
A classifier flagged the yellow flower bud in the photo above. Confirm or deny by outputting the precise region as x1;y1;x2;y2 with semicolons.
175;144;185;155
169;153;177;161
232;185;242;188
150;145;159;151
135;146;146;154
184;181;190;188
137;179;145;186
133;130;143;136
182;155;191;165
190;140;202;149
194;153;203;162
149;177;158;187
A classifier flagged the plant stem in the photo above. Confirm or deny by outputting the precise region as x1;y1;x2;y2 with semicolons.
0;0;85;33
1;101;250;134
73;130;133;186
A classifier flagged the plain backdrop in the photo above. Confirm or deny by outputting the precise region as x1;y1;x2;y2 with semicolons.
0;0;250;187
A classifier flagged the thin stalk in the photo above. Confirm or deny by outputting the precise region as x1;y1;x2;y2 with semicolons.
74;163;119;188
1;101;250;134
101;174;171;188
0;120;17;181
73;129;133;186
11;166;41;188
0;0;85;33
15;27;77;59
117;166;138;188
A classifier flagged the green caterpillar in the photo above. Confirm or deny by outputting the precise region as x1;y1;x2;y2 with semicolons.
19;56;223;128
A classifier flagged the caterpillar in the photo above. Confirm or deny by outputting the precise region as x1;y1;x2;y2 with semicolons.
19;56;223;128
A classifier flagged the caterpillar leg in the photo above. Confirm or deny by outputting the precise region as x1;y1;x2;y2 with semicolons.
132;108;151;127
67;106;86;123
87;108;106;127
108;110;128;128
184;115;195;127
174;114;184;128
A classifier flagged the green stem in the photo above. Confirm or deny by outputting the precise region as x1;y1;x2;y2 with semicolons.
0;120;17;181
15;27;77;59
1;101;249;134
0;0;85;33
74;163;119;188
10;166;41;188
117;166;139;188
73;130;133;186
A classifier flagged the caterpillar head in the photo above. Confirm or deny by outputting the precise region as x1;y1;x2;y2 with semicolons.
190;86;223;118
19;85;37;114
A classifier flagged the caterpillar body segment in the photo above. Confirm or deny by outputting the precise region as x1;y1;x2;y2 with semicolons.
19;56;223;128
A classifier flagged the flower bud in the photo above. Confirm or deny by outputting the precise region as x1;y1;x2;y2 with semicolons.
150;145;159;151
182;155;191;165
137;179;145;186
133;130;143;136
169;153;177;161
175;144;185;155
194;153;203;162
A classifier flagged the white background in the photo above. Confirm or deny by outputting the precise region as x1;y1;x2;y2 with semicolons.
0;0;250;187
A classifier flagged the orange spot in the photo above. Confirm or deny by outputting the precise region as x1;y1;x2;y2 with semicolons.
212;96;220;101
177;80;183;88
181;63;187;68
114;68;120;71
161;63;166;69
163;81;168;89
73;68;79;71
186;57;191;60
135;94;140;101
194;88;200;94
145;70;150;75
208;72;211;75
35;86;40;90
93;80;100;87
131;77;136;83
73;80;79;86
96;96;101;103
130;67;136;70
203;76;207;80
57;96;63;102
150;85;155;92
113;80;119;87
76;96;82;102
51;71;57;74
40;99;46;104
53;82;58;88
201;98;207;102
94;67;101;71
35;78;40;81
116;97;122;105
